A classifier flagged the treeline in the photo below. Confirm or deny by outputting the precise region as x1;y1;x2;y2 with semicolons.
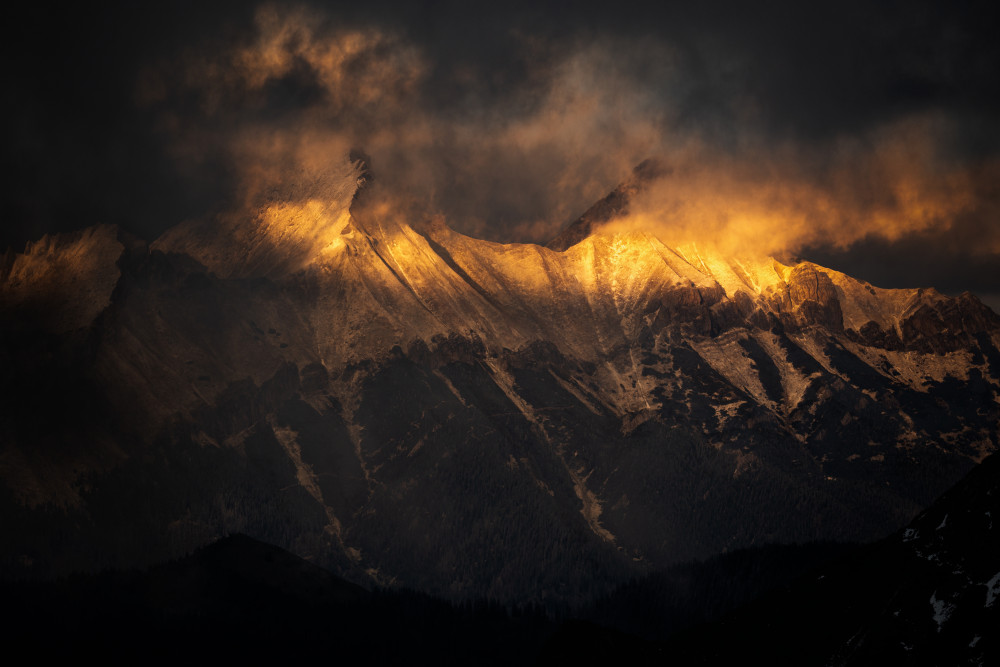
0;534;860;665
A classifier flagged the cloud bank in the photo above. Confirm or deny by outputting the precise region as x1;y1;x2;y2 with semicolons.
4;1;998;302
133;3;999;264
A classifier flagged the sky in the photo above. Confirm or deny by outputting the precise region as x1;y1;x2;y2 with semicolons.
3;0;999;309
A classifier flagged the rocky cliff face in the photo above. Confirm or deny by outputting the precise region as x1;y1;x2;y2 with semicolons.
2;157;998;605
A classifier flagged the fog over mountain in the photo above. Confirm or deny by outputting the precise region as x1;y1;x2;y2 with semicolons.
3;1;1000;308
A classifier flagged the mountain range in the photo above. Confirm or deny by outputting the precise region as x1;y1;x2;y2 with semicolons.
2;155;998;610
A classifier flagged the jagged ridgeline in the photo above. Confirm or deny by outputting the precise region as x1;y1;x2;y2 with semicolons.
1;155;998;605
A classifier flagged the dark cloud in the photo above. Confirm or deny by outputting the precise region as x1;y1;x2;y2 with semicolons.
2;1;998;306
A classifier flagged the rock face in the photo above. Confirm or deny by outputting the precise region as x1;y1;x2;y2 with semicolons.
2;158;999;605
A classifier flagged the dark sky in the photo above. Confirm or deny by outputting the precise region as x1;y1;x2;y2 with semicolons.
3;1;998;308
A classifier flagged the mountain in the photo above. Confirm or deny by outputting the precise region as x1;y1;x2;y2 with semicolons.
6;449;995;665
2;155;998;607
661;448;1000;665
1;533;551;665
541;450;1000;665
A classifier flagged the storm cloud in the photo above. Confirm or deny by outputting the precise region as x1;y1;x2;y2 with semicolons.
3;0;998;305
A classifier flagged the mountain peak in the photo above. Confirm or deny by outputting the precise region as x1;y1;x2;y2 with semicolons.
152;158;363;279
547;157;669;252
349;147;374;197
0;224;125;334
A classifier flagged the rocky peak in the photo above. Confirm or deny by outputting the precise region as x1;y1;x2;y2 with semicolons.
0;224;125;334
546;158;669;252
152;158;363;279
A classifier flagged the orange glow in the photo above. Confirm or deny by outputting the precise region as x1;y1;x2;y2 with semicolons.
138;5;1000;262
598;117;993;259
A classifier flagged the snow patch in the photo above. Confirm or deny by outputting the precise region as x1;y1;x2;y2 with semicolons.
930;592;955;632
713;400;745;424
691;333;771;407
750;331;818;410
546;369;604;416
847;343;974;391
269;418;348;546
433;369;467;406
986;572;1000;608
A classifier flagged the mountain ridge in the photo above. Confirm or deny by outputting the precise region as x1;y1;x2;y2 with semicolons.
1;156;998;606
144;160;1000;366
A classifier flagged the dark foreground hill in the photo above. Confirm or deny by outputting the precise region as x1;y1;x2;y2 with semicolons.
0;532;843;665
5;451;997;665
1;533;551;665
